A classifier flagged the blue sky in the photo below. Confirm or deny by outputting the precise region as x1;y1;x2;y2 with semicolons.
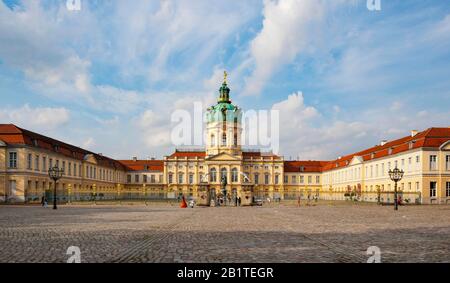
0;0;449;160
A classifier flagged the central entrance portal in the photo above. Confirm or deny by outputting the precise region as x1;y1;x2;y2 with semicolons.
196;183;254;207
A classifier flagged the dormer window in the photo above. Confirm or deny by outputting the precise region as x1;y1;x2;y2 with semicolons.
409;140;416;150
300;166;305;172
32;139;38;147
53;145;59;152
371;153;375;159
388;147;393;155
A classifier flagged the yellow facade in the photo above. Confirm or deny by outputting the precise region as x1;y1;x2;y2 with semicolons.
1;80;449;205
1;131;450;205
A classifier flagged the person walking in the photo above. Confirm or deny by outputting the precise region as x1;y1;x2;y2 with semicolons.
238;196;241;206
41;196;45;207
180;195;188;208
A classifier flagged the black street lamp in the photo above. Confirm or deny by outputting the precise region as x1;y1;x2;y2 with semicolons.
388;167;404;211
48;166;64;210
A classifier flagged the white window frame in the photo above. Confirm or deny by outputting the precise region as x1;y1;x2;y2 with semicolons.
27;153;32;170
430;182;437;198
429;155;437;171
35;155;39;171
8;152;17;168
446;155;450;171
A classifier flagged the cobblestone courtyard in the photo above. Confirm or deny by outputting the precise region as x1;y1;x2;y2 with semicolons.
0;202;449;263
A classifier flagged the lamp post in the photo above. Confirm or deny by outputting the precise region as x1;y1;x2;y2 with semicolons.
48;165;64;210
388;167;404;211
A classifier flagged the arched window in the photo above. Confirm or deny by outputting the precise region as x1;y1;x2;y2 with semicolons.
178;173;184;184
221;168;227;181
231;168;238;182
211;134;216;147
210;168;217;182
222;133;227;146
168;173;173;184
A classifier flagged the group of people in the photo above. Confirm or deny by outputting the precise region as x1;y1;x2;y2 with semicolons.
297;194;319;207
215;195;242;206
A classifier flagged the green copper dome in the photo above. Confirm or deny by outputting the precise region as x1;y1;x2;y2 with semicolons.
206;75;242;123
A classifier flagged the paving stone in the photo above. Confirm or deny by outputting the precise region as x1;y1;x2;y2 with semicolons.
0;203;448;263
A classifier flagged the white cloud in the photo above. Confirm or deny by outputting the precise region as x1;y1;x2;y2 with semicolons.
82;137;96;150
429;14;450;40
0;1;259;114
103;0;258;83
135;90;213;154
0;1;146;114
1;0;448;162
242;0;328;96
272;91;319;121
322;11;450;95
390;101;402;111
0;104;70;130
270;91;450;160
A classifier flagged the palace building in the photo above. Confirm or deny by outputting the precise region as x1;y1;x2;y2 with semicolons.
1;78;450;205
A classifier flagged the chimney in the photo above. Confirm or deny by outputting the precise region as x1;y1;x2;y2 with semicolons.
133;156;137;162
380;140;388;146
411;130;418;137
98;153;103;156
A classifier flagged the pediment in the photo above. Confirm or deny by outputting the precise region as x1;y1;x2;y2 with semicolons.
83;154;98;164
206;152;241;161
440;140;450;151
0;139;5;147
349;156;363;166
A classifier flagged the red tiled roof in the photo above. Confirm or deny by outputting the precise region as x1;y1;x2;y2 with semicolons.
0;124;126;170
3;124;449;174
118;160;164;172
321;127;450;172
168;151;206;159
0;124;22;134
242;151;261;158
284;161;328;173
